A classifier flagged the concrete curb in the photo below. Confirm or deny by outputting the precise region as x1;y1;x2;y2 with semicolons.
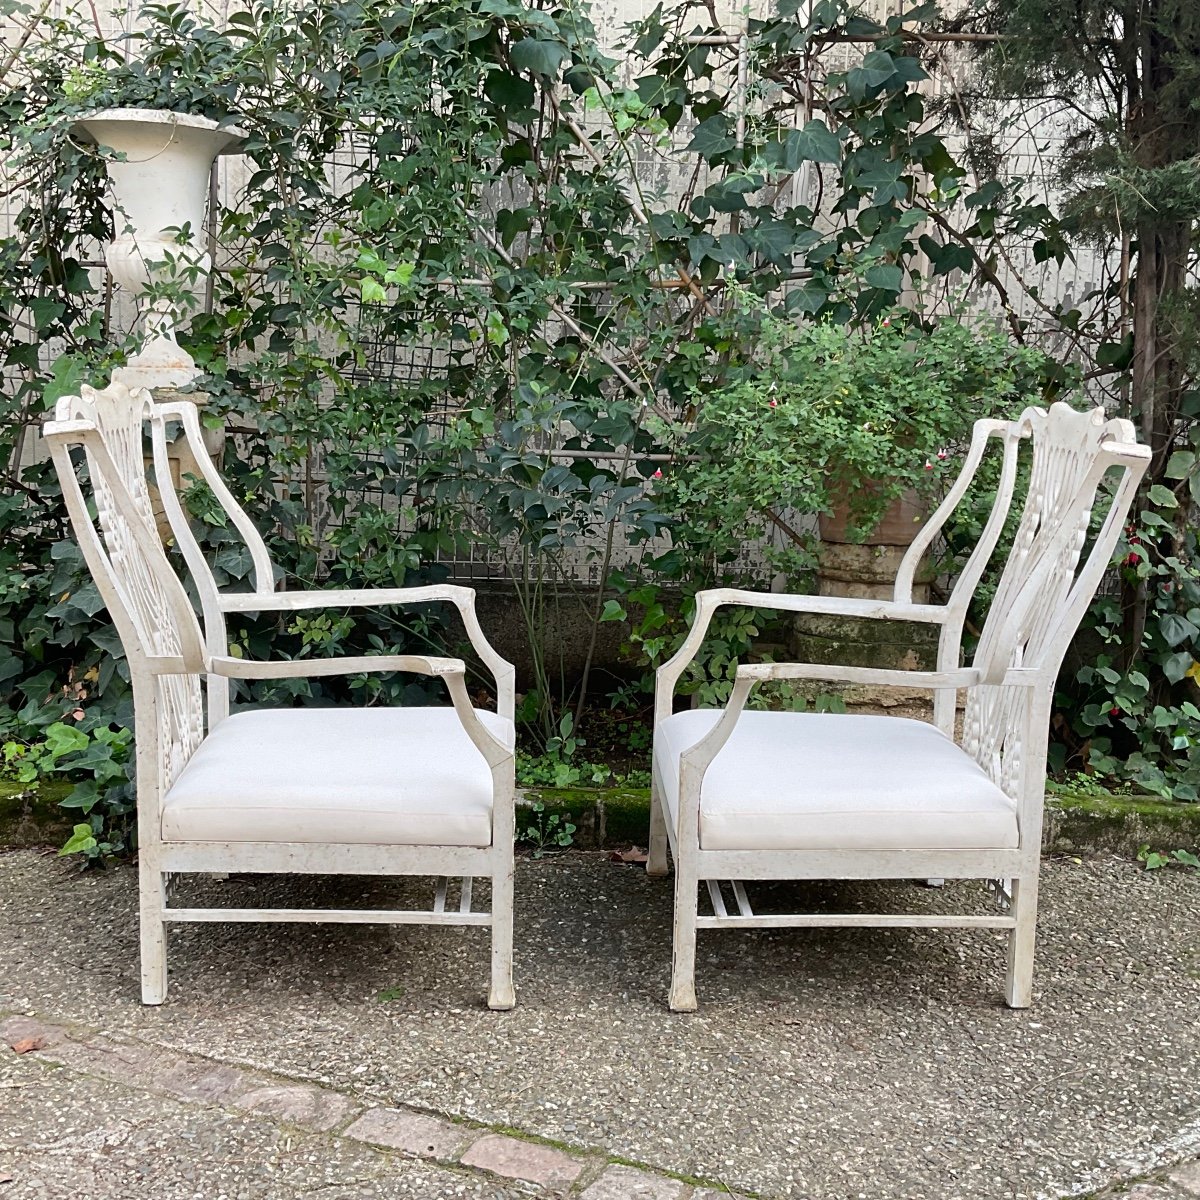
4;780;1199;860
517;785;1200;859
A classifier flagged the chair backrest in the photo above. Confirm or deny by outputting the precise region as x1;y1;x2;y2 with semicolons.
147;397;278;726
44;383;206;798
933;403;1148;797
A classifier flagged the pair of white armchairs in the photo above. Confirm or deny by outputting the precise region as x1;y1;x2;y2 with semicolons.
46;385;1147;1011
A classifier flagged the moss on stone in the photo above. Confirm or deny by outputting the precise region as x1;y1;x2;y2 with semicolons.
1045;791;1200;855
0;780;74;847
517;784;1200;857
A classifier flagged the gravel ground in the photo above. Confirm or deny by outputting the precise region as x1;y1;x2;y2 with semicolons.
1;848;1198;1200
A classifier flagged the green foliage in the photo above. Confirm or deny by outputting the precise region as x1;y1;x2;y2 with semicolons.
518;800;577;857
661;299;1050;566
959;0;1200;801
1137;845;1200;872
0;0;1109;861
516;710;652;788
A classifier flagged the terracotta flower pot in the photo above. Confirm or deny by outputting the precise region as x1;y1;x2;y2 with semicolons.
818;480;927;546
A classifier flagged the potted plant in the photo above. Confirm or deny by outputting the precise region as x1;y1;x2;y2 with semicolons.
666;304;1050;591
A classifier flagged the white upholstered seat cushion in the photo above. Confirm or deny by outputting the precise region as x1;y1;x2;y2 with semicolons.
161;707;514;847
653;710;1019;852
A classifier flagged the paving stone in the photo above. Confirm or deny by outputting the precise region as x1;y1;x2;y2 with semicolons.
459;1133;584;1188
0;1014;66;1049
578;1163;686;1199
54;1033;248;1103
1171;1162;1200;1196
233;1082;360;1132
345;1106;469;1158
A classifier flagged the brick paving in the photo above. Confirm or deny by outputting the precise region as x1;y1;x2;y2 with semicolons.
1;1014;727;1197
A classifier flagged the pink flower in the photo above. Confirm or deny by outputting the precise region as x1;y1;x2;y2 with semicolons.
881;318;891;327
936;448;948;460
652;468;662;479
769;399;777;408
923;460;933;471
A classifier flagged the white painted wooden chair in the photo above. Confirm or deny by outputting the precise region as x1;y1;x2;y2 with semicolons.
45;382;518;1009
651;403;1149;1011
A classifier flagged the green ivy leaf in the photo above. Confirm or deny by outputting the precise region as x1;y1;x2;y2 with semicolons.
509;39;568;77
59;823;97;857
600;599;626;623
1148;483;1178;509
778;119;840;168
863;263;902;291
1164;651;1194;684
484;69;535;110
1166;450;1196;479
1160;613;1198;648
360;278;387;304
686;115;737;160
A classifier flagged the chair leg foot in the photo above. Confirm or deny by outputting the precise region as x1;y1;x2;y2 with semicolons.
668;979;698;1012
488;984;516;1011
139;862;168;1005
1004;876;1038;1009
647;781;670;878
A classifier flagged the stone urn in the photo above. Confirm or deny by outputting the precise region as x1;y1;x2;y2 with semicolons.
71;108;245;389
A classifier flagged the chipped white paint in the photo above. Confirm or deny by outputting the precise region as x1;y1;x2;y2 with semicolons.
44;382;518;1011
651;404;1150;1012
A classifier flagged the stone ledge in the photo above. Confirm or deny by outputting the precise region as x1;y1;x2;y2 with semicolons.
518;786;1200;860
6;779;1197;861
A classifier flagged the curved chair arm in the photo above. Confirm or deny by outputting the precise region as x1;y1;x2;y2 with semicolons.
208;653;513;769
736;661;982;690
218;585;516;723
675;673;757;849
654;587;947;727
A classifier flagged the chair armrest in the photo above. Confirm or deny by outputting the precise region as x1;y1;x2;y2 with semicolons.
209;653;465;680
696;588;947;624
218;586;474;613
218;585;516;722
208;654;513;767
654;587;948;726
736;662;981;690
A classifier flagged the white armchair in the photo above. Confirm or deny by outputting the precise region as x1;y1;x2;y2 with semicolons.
45;383;518;1010
651;403;1149;1011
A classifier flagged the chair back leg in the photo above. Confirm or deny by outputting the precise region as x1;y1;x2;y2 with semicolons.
139;860;168;1005
647;779;670;878
1004;874;1039;1008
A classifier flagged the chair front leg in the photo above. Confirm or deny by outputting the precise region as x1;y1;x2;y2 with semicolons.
139;858;168;1005
488;846;516;1011
1004;873;1039;1008
668;860;699;1012
647;777;670;877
